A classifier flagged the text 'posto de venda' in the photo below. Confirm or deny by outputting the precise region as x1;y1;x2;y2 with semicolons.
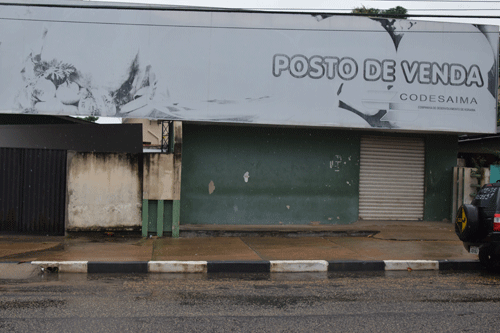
272;54;484;87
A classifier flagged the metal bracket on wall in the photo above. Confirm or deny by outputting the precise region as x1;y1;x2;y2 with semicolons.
161;121;174;153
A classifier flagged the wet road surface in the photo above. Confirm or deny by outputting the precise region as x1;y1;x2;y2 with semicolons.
1;271;500;332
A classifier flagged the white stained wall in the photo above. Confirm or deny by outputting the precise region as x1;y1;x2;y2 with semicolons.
66;152;142;230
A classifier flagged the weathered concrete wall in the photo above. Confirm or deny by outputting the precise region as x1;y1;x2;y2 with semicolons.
66;152;142;230
143;120;183;200
143;154;176;200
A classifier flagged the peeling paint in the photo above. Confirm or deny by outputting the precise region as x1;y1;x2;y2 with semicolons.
330;155;343;170
208;180;215;194
243;171;250;183
286;205;290;209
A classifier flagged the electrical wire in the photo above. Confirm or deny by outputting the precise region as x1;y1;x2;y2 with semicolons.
372;0;500;2
243;8;500;12
1;1;500;20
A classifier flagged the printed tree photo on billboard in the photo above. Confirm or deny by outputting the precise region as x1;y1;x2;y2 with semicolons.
0;2;498;133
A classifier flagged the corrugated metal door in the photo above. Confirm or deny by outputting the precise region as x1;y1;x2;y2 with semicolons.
359;136;425;220
0;148;67;235
0;148;23;232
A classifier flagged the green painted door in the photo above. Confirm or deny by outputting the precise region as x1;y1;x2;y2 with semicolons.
180;124;360;225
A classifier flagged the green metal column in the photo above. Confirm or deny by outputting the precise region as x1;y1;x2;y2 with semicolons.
157;200;164;237
142;199;148;237
172;200;180;238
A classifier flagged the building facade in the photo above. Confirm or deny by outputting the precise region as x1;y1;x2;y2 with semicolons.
0;1;497;235
180;124;457;226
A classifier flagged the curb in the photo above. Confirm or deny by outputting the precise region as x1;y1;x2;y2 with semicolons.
29;259;483;274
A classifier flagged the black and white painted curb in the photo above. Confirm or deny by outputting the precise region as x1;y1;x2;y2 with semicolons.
28;260;482;274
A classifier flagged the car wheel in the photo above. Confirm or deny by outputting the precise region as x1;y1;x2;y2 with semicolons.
455;204;480;242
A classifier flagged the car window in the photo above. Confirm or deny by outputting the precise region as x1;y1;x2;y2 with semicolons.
473;186;499;208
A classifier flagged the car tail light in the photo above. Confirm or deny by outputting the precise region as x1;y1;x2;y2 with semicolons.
494;214;500;231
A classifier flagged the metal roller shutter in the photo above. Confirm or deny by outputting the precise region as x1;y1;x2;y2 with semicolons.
359;136;425;220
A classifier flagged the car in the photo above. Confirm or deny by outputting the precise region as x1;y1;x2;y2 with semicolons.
455;182;500;270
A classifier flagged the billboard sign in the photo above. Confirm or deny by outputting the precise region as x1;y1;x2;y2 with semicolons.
0;2;498;133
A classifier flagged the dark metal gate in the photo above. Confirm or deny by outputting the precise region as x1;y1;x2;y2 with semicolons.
0;148;67;235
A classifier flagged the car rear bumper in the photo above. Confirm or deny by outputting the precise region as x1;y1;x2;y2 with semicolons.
463;232;500;251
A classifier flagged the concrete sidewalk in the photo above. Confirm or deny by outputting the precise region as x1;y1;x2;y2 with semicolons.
0;221;481;274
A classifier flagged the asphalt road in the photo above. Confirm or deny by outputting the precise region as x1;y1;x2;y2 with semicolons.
1;271;500;332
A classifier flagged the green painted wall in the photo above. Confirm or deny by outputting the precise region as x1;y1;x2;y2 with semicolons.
181;124;457;224
181;124;360;225
491;165;500;183
424;134;458;221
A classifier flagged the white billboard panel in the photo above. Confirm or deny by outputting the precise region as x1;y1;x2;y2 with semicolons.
0;2;498;133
